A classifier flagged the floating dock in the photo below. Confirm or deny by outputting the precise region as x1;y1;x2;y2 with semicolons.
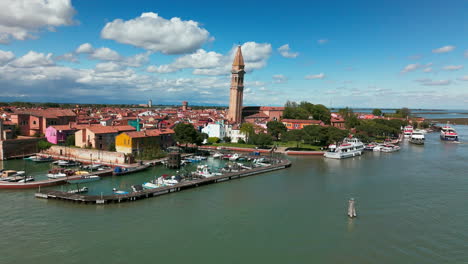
35;159;292;204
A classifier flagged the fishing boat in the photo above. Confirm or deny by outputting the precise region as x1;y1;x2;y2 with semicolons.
113;163;150;176
67;175;100;184
440;123;458;141
67;187;88;194
324;137;365;159
403;125;414;138
409;130;425;145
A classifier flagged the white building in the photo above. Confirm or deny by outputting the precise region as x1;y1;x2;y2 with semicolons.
201;121;246;143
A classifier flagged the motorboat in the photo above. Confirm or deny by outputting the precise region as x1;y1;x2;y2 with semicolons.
113;164;150;176
194;165;222;178
18;176;35;183
440;123;458;141
47;168;74;179
403;125;414;138
380;144;401;153
67;175;100;184
324;137;365;159
409;130;425;145
30;156;54;162
112;188;129;195
212;152;223;159
364;143;378;151
56;160;82;167
68;187;89;194
229;153;240;161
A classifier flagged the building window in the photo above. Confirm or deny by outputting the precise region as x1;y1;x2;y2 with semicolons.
98;135;102;140
33;121;36;125
294;124;299;128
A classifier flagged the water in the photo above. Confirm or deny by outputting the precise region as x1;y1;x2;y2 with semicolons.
1;127;468;263
349;108;468;119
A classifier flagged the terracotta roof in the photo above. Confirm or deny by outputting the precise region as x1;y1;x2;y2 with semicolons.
282;119;323;124
87;125;135;134
260;106;285;111
14;109;76;118
232;46;244;66
245;112;269;119
124;129;175;138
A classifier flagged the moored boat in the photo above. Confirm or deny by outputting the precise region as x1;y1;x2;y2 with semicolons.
380;144;401;153
440;123;458;141
113;164;150;176
409;130;425;145
324;137;364;159
67;175;100;184
67;187;89;194
403;125;414;138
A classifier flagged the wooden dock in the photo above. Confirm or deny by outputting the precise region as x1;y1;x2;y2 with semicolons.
35;159;292;204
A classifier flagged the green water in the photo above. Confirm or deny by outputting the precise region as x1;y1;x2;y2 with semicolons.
1;127;467;264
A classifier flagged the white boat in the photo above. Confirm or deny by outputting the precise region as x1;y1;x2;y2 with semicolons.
229;153;240;161
381;144;401;153
67;175;100;184
18;176;34;183
403;125;414;138
47;172;67;179
409;130;425;145
194;165;222;178
212;152;223;159
68;187;88;194
324;137;364;159
142;182;160;189
440;123;458;141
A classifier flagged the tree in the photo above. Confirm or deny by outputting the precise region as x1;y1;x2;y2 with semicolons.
207;137;221;144
396;107;411;118
282;129;304;148
174;123;201;147
107;142;116;151
372;108;382;116
65;135;75;146
223;136;231;143
37;140;53;152
240;123;255;142
250;133;273;147
266;121;287;140
311;104;331;124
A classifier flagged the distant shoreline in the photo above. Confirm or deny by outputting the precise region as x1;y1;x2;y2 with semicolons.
426;118;468;125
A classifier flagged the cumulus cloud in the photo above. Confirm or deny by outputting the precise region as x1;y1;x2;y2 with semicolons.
401;63;421;73
0;50;15;65
442;65;463;71
148;42;272;76
432;45;455;53
416;79;452;86
75;43;94;54
318;39;328;44
278;44;299;58
305;73;325;80
272;74;287;83
90;47;121;61
0;0;76;43
55;53;78;63
101;12;212;54
11;51;54;68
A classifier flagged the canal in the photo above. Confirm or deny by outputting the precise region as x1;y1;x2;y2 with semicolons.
0;126;467;263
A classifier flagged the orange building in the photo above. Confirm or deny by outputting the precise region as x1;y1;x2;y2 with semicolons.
282;119;324;130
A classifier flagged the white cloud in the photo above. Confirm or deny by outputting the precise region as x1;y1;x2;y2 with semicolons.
305;73;325;80
95;62;123;72
75;43;94;54
0;50;15;65
278;44;299;58
149;42;272;76
11;51;54;68
432;45;455;53
401;63;421;73
458;76;468;81
0;0;76;43
90;47;121;61
417;79;452;86
55;53;78;63
101;12;212;54
272;74;287;83
423;67;432;73
442;65;463;71
318;39;328;44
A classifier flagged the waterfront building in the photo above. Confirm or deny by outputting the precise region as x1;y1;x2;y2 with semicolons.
75;125;135;150
201;121;246;143
228;46;245;124
45;125;78;145
10;109;76;136
115;129;175;154
282;119;324;130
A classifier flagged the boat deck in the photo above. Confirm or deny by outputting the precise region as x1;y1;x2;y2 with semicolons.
35;159;292;204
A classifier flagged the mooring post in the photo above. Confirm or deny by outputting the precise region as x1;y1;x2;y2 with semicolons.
348;198;357;218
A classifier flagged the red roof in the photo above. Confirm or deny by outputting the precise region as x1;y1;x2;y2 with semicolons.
282;119;323;124
124;129;175;138
87;125;135;134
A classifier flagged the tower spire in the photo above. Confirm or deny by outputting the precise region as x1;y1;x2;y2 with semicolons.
232;45;244;67
228;45;245;124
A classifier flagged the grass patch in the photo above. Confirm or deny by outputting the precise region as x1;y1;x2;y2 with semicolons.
212;143;258;148
274;141;323;151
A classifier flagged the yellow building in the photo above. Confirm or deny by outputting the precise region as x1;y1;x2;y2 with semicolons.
115;129;174;154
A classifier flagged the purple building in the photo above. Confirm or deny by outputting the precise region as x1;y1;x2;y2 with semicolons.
45;125;78;145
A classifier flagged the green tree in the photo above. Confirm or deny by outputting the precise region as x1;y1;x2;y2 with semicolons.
311;104;331;124
65;135;75;146
395;107;411;118
107;142;116;151
250;133;273;147
282;129;304;148
37;140;53;151
372;108;382;116
207;137;221;144
266;120;287;140
223;136;231;143
174;123;201;147
240;123;255;142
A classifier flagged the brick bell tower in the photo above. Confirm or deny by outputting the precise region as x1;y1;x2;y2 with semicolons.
228;45;245;124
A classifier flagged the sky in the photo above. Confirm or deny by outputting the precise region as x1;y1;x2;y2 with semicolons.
0;0;467;108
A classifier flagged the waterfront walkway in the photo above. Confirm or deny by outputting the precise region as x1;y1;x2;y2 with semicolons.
35;159;292;204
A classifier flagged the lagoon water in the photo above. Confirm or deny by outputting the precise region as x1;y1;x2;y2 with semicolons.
1;126;467;263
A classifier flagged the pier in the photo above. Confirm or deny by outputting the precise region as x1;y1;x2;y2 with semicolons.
35;159;292;204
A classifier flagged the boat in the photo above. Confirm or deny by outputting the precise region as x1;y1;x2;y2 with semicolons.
112;188;129;195
409;130;425;145
81;164;102;171
30;156;54;162
193;165;222;178
47;168;74;179
403;125;414;138
56;160;82;167
67;175;100;184
380;144;401;153
229;153;240;161
440;123;458;141
67;187;88;194
113;163;150;176
364;143;378;151
18;176;35;183
324;137;365;159
212;152;223;159
23;155;37;160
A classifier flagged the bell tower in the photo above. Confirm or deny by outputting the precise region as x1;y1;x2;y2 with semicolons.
228;45;245;124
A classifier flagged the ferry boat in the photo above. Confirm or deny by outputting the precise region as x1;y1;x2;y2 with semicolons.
324;137;365;159
409;130;425;145
440;123;458;141
403;125;414;138
380;144;401;153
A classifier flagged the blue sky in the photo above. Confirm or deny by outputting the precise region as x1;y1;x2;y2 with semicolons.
0;0;467;108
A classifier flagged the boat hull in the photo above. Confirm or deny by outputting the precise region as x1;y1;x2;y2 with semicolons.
440;135;458;141
324;150;362;159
